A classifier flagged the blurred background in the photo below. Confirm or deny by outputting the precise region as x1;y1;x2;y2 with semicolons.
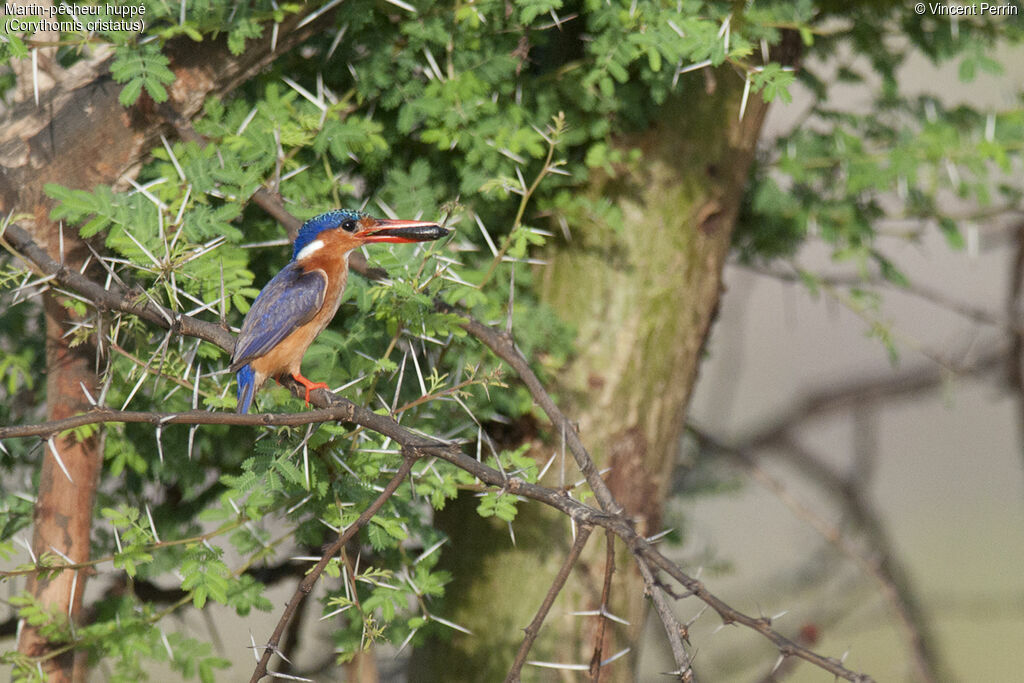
659;44;1024;681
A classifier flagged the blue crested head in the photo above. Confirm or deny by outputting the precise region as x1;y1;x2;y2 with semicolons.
292;210;367;260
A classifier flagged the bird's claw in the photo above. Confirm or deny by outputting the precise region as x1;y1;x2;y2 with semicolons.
291;373;329;405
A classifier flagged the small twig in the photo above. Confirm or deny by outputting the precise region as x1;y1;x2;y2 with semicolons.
505;525;593;683
478;113;563;289
725;430;943;683
636;544;870;682
248;454;417;683
589;529;616;681
635;557;694;682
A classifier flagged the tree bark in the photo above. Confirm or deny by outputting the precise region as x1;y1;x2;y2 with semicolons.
18;259;104;683
541;70;773;659
412;66;773;680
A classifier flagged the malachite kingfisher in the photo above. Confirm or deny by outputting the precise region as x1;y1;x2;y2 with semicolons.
230;209;450;414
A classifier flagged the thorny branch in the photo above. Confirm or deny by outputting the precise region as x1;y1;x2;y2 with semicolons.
505;525;594;683
249;455;417;683
0;406;358;439
696;429;938;681
0;225;875;682
589;529;617;681
450;311;621;516
635;555;694;682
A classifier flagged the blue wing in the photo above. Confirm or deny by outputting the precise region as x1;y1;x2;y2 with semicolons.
230;262;327;370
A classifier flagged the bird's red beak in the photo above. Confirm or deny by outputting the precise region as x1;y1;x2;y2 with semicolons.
357;219;451;244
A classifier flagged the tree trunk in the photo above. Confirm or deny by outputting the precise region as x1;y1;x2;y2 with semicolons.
18;259;104;683
412;66;772;680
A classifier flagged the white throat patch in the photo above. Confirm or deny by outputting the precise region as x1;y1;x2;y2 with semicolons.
296;239;325;261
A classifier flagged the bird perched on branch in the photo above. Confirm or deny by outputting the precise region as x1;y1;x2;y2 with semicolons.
231;209;450;413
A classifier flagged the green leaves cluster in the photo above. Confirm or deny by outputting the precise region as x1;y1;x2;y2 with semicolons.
110;45;175;106
737;5;1024;270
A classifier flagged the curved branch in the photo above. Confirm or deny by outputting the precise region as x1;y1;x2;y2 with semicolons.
450;310;621;515
0;406;354;440
1;222;234;351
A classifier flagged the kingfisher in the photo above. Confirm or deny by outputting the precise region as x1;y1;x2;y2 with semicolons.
231;209;450;414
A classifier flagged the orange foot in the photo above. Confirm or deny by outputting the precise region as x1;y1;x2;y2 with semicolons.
291;372;329;405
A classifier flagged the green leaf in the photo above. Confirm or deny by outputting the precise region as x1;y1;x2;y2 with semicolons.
750;64;795;104
938;217;965;250
873;251;909;288
477;491;519;522
110;45;175;107
958;56;976;83
199;656;231;683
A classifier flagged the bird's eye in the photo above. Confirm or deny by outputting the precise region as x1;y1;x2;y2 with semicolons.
341;219;358;232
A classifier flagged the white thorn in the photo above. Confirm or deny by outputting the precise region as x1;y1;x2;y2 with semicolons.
145;503;161;543
297;0;344;27
428;613;473;635
47;436;73;484
384;0;417;13
526;660;590;671
31;48;39;106
739;72;751;121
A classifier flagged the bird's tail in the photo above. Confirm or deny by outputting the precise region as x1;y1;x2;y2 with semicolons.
236;364;257;414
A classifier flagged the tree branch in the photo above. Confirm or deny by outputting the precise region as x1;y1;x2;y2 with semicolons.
589;528;616;681
448;310;622;516
0;406;356;440
505;525;594;683
250;454;416;683
635;555;694;682
1;222;235;351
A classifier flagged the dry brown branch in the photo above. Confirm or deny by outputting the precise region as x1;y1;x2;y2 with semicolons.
2;225;876;683
635;556;694;682
1;222;235;351
249;455;417;683
447;310;621;516
773;438;940;683
695;428;940;681
505;525;594;683
589;529;616;681
0;406;355;440
448;310;710;679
